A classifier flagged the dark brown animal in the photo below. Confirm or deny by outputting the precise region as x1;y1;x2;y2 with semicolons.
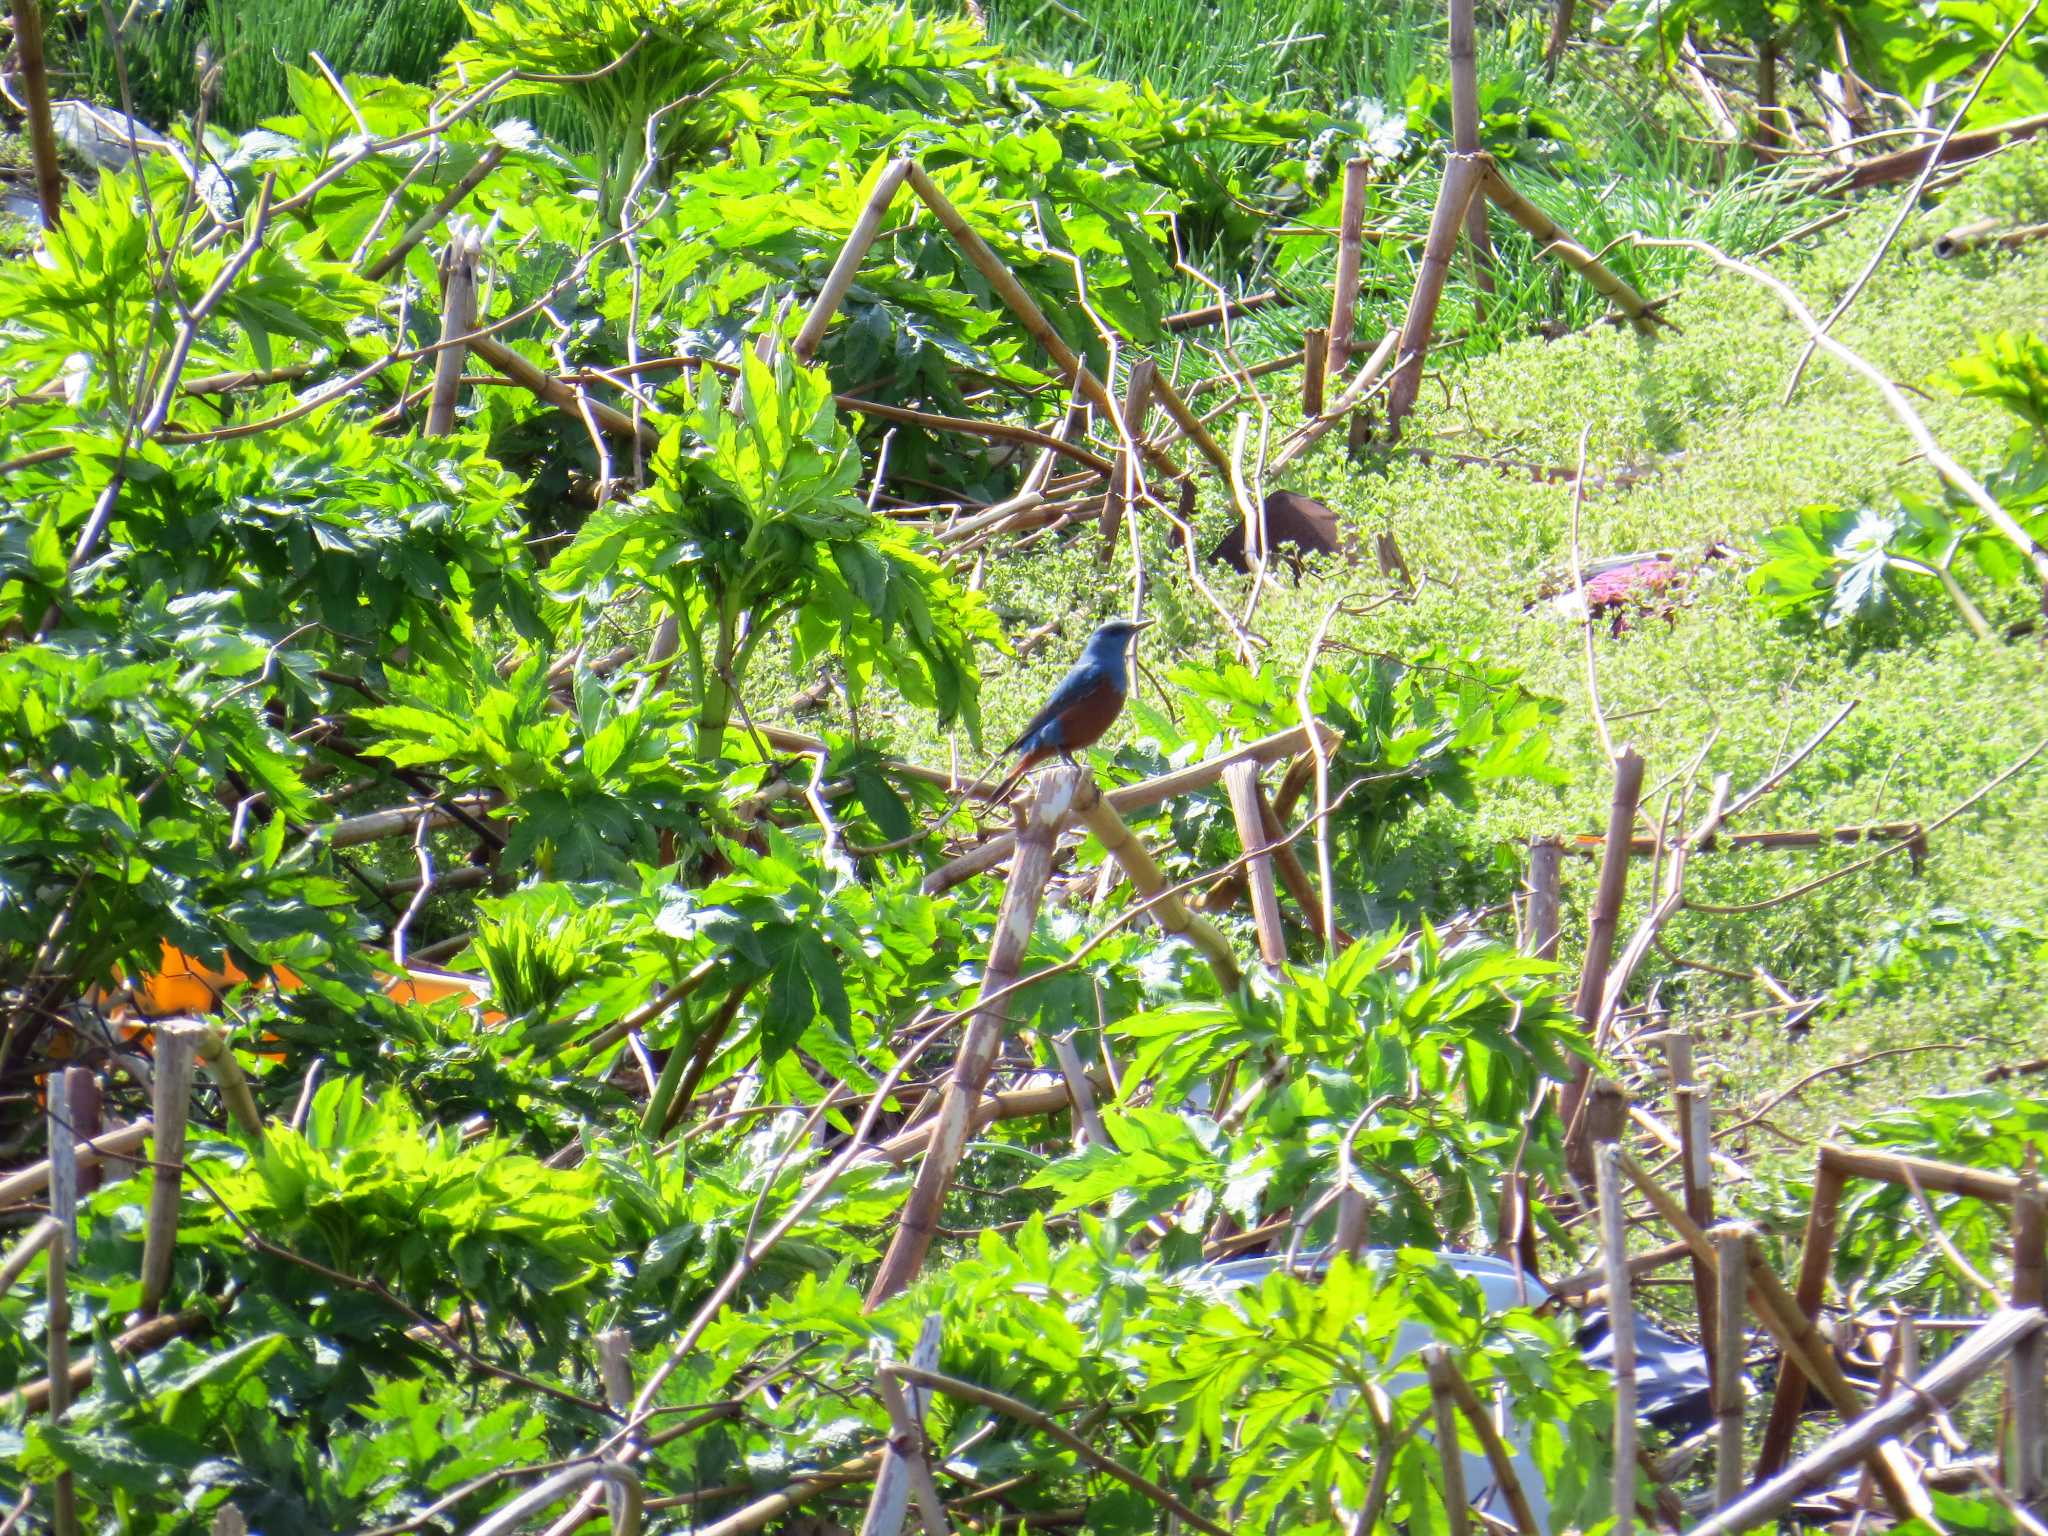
1208;489;1344;575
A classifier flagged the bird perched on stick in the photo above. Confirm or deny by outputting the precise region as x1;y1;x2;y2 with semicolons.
994;618;1152;803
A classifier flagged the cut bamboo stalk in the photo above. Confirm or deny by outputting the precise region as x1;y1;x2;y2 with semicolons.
2012;1164;2046;1515
1164;290;1284;332
1664;1032;1718;1398
1435;1357;1542;1536
1078;784;1243;993
1597;1144;1638;1536
1549;1237;1693;1300
1101;358;1157;556
1543;0;1575;79
465;1463;644;1536
924;721;1335;897
1713;1223;1748;1508
1563;746;1644;1135
1327;157;1371;374
1384;152;1488;438
694;1455;882;1536
1448;0;1493;293
425;223;481;436
194;1027;264;1141
9;0;65;229
794;157;914;364
0;1218;57;1294
65;1069;101;1197
1301;328;1328;417
1269;327;1399;473
1622;1156;1928;1519
868;770;1082;1307
139;1025;204;1318
1048;1033;1108;1149
1;1304;211;1416
45;1081;77;1535
1937;219;2048;258
469;333;661;452
1755;1153;1849;1477
1333;1187;1369;1263
1148;371;1235;483
0;1118;152;1208
1255;787;1350;948
1479;166;1664;333
1222;762;1287;973
362;143;509;281
1689;1309;2046;1536
1425;1346;1473;1536
1679;36;1743;142
1853;1309;1917;1515
863;1314;950;1536
1566;821;1927;858
1821;1142;2023;1204
1525;836;1562;960
901;166;1122;425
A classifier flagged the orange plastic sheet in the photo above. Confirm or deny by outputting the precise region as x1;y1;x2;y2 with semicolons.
100;942;502;1025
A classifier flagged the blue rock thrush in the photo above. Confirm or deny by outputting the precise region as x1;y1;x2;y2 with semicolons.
994;618;1152;802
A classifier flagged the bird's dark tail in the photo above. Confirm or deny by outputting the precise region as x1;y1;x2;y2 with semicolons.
986;746;1051;814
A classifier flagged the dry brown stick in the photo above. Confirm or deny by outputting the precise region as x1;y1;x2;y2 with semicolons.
139;1024;203;1316
1269;328;1399;472
0;1219;56;1294
1049;1034;1109;1149
1327;157;1371;374
1300;328;1328;417
425;225;482;437
1566;822;1924;858
0;1304;211;1416
1147;370;1235;484
1223;762;1287;973
1384;152;1487;438
923;721;1335;897
1543;0;1575;80
362;144;509;282
9;0;65;228
1712;1223;1749;1508
1548;1237;1694;1301
1078;784;1244;993
1433;1356;1542;1535
1623;1157;1929;1519
863;1314;950;1536
1826;108;2048;192
867;1077;1090;1166
1447;0;1493;294
1164;290;1284;333
685;1454;881;1536
868;771;1082;1306
1597;1144;1638;1536
1853;1308;1916;1516
1688;1309;2046;1536
1937;218;2048;257
886;1366;1229;1536
1525;836;1562;960
1480;166;1664;333
794;157;915;364
2010;1162;2046;1515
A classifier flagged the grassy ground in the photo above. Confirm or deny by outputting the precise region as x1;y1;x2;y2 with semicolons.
952;144;2048;1168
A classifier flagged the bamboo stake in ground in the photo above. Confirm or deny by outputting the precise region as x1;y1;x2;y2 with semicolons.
1688;1309;2047;1536
8;0;65;229
1663;1031;1718;1396
1754;1153;1848;1477
2012;1162;2046;1515
1384;153;1488;438
1596;1144;1638;1536
1713;1223;1748;1508
1447;0;1494;293
1481;167;1665;333
1222;761;1288;973
1327;158;1371;374
1101;358;1158;557
425;223;482;436
1301;327;1328;417
863;1315;950;1536
1562;746;1645;1140
139;1025;204;1318
1525;836;1562;960
867;770;1082;1307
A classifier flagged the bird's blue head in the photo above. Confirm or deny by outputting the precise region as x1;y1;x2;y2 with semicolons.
1082;618;1152;685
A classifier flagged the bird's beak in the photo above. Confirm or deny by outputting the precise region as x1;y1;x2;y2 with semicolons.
1130;618;1156;631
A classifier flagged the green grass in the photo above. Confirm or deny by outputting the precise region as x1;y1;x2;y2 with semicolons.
53;0;470;129
871;145;2048;1166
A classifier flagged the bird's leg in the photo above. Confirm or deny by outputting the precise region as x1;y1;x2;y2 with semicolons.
1060;750;1080;768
